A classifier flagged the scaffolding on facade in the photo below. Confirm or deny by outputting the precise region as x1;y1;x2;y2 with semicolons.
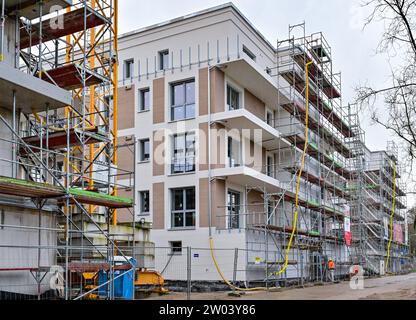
0;0;143;300
238;23;357;285
349;135;410;275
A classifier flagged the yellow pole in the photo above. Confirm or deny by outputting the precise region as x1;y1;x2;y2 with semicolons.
89;0;96;215
112;0;119;226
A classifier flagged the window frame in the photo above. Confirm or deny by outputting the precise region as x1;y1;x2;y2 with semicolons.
139;190;150;214
266;155;274;178
171;187;196;229
124;59;134;80
169;241;183;255
227;136;242;168
227;190;241;229
159;49;169;71
226;85;241;111
171;132;196;174
139;139;150;162
170;79;196;122
138;88;150;112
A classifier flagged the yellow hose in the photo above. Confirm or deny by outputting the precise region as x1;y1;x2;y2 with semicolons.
276;60;314;275
208;61;314;289
385;162;397;272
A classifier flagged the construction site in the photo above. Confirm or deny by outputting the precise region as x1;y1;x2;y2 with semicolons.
0;1;414;301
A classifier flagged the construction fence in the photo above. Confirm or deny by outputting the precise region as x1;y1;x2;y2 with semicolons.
0;242;415;300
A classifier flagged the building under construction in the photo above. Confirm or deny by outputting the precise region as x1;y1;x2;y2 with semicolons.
0;0;157;300
0;1;412;299
116;2;411;288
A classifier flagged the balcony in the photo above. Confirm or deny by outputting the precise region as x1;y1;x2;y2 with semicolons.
0;62;72;113
211;165;284;195
217;57;291;109
211;108;291;151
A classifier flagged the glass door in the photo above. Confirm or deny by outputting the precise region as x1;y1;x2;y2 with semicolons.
227;190;241;229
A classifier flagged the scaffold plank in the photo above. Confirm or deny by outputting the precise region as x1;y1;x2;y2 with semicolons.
40;63;105;90
20;6;107;49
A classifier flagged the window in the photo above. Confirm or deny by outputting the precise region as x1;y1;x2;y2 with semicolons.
159;50;169;70
171;188;196;229
124;59;134;79
227;85;240;110
139;139;150;162
169;241;183;255
243;45;256;61
267;156;274;178
172;133;195;174
139;191;150;214
139;88;150;112
228;137;241;168
266;110;274;127
227;191;240;229
171;80;195;121
0;209;4;230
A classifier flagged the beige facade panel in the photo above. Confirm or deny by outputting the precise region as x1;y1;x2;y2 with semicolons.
118;85;135;130
247;189;264;223
199;178;209;228
153;77;165;124
117;188;134;223
153;182;165;230
211;123;226;169
199;67;209;116
199;178;226;229
211;67;225;114
117;135;135;179
244;89;265;120
212;178;226;229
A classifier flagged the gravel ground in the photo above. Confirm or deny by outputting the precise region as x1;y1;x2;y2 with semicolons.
145;273;416;300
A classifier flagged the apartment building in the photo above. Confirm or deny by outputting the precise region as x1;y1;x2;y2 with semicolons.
116;3;408;283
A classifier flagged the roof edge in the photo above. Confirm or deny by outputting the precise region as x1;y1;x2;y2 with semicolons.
119;2;277;52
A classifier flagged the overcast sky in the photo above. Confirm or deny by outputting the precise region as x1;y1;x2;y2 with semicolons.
119;0;416;206
118;0;396;152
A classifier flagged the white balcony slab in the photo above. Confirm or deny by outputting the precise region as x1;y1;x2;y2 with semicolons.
0;62;72;113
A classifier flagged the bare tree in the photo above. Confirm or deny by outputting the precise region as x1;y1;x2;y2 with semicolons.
356;0;416;171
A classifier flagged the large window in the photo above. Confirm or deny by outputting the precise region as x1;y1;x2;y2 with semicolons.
171;188;196;229
227;85;240;110
172;133;195;174
139;88;150;112
171;80;195;121
227;190;241;229
139;191;150;214
139;139;150;162
159;50;169;70
124;59;134;79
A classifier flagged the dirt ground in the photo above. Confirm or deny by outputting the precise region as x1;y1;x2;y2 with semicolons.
147;273;416;300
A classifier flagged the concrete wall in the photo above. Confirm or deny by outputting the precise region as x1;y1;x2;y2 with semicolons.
0;205;57;296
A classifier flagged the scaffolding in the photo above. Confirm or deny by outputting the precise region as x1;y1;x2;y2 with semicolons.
349;136;410;275
233;23;356;285
0;0;144;300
